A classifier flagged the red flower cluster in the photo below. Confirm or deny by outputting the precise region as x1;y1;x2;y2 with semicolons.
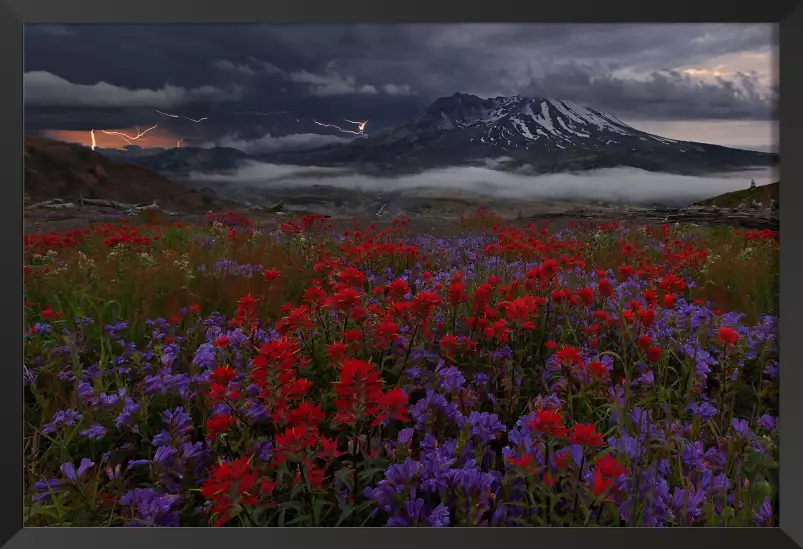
206;211;254;228
199;457;264;527
590;453;628;499
332;359;410;428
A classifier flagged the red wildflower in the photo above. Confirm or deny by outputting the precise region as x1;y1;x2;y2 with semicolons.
541;259;558;277
529;409;568;438
288;402;325;431
327;342;348;362
483;318;511;343
637;335;652;350
205;414;236;440
507;453;536;474
647;346;662;363
595;453;628;478
597;278;613;298
338;267;367;287
716;326;739;347
199;457;261;527
275;305;314;336
333;359;383;426
327;288;362;312
660;274;687;293
578;287;595;306
504;296;541;327
623;310;635;325
210;365;237;386
387;279;410;300
214;336;231;348
555;345;583;368
447;280;468;307
372;387;410;427
439;334;459;358
588;361;609;381
590;468;613;498
303;286;327;307
273;425;319;464
553;448;571;470
301;459;326;490
637;308;656;328
551;289;569;303
374;320;398;348
317;437;346;462
263;269;280;282
411;291;442;319
619;265;634;280
238;295;257;308
344;328;363;344
472;283;494;311
567;423;605;448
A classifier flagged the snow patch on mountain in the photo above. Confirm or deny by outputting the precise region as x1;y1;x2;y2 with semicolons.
511;117;536;140
560;100;632;136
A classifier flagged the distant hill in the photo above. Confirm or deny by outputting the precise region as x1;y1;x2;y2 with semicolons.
694;182;779;208
24;135;227;212
117;146;251;177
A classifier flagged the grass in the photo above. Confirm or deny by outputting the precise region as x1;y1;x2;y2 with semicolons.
694;182;778;209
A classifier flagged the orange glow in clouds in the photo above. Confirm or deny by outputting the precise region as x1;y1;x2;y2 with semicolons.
45;128;184;150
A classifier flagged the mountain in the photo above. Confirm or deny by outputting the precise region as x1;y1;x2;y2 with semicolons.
24;136;228;211
115;146;251;177
265;93;778;175
97;145;170;160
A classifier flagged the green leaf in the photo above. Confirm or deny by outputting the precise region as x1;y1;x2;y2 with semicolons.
311;498;330;526
357;466;388;483
23;505;60;520
744;451;764;475
335;504;355;527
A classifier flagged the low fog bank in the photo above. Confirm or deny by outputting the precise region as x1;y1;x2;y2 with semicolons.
187;161;778;207
202;133;354;155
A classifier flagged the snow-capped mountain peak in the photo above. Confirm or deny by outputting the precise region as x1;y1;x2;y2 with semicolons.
263;92;778;175
369;93;674;156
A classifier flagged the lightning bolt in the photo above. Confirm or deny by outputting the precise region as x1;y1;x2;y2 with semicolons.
153;109;208;123
102;124;159;146
176;137;185;148
345;119;368;134
90;129;96;151
313;119;368;136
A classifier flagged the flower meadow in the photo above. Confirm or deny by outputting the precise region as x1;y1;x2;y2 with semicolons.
24;211;780;527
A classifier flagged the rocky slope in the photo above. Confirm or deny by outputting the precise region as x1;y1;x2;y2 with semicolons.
24;136;227;212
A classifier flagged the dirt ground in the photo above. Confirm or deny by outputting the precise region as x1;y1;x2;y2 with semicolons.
23;195;778;236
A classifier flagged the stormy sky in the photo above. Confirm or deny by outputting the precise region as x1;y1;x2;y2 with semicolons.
24;23;778;153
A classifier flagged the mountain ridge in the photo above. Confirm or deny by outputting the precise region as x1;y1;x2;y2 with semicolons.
261;93;778;175
40;93;778;178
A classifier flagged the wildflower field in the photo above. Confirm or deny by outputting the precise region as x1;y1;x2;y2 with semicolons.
23;210;780;527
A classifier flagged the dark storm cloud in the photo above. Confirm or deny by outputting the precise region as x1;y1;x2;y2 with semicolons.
23;23;776;147
24;70;243;108
521;65;774;120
